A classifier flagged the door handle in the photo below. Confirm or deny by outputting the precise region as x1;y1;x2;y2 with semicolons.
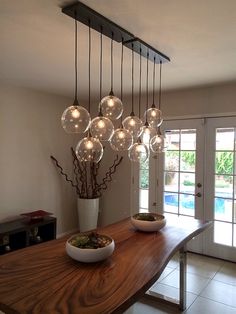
195;192;202;197
197;183;202;188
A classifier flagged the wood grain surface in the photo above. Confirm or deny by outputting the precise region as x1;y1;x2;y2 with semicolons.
0;216;211;314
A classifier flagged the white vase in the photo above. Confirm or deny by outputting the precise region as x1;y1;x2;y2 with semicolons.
77;198;99;232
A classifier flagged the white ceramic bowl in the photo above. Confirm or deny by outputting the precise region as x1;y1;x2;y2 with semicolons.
131;213;166;232
66;233;115;263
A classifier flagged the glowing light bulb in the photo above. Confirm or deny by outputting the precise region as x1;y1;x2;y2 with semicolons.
108;98;115;107
71;108;80;118
86;140;93;149
97;119;105;128
118;131;125;139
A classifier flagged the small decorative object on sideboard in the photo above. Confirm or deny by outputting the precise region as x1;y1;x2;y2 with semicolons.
0;214;56;255
66;231;115;263
131;213;166;232
20;210;53;223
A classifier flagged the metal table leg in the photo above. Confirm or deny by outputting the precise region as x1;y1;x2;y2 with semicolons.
179;245;187;311
144;246;187;311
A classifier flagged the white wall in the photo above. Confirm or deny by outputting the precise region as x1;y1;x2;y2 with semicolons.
163;82;236;117
0;83;78;234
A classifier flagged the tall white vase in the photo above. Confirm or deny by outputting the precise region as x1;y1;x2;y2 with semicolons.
77;198;99;232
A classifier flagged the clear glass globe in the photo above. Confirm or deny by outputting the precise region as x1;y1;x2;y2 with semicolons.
61;105;91;133
144;107;163;128
123;115;143;138
128;142;149;162
110;128;133;151
141;124;156;145
76;136;103;163
150;134;168;153
100;93;123;120
90;116;114;141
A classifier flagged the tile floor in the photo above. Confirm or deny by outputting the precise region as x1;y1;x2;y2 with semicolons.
124;253;236;313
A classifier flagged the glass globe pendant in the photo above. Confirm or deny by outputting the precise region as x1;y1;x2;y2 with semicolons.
123;44;143;139
144;106;163;128
76;23;103;163
129;138;149;162
144;56;163;128
61;101;91;134
61;14;90;134
110;127;133;151
101;35;123;120
141;121;156;145
110;39;132;152
90;112;114;141
100;91;123;120
123;112;143;138
90;31;114;141
150;127;168;153
76;133;103;163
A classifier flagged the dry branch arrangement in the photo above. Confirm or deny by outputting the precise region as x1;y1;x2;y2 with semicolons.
50;148;123;199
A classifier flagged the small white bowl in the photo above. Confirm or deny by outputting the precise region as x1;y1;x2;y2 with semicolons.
66;233;115;263
131;213;166;232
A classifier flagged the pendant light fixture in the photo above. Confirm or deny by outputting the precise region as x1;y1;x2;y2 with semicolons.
144;55;163;128
141;52;156;145
129;47;149;162
76;22;103;162
123;44;143;139
90;28;114;141
100;33;123;120
150;61;168;153
110;39;133;151
61;11;91;134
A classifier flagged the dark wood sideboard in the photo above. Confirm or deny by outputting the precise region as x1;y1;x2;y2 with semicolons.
0;216;56;255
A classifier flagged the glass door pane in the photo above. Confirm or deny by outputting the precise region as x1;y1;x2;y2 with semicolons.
164;129;197;217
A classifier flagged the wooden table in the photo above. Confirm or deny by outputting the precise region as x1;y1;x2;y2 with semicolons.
0;216;211;314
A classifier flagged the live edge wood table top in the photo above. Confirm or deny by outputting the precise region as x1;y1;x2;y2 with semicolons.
0;216;211;314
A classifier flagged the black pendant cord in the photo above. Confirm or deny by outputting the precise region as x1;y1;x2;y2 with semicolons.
145;51;149;123
152;57;156;105
159;60;162;111
119;38;124;127
99;26;103;115
88;21;91;114
74;11;78;105
110;32;114;94
131;43;134;115
138;48;142;119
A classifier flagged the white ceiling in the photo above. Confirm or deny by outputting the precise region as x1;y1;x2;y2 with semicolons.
1;0;236;100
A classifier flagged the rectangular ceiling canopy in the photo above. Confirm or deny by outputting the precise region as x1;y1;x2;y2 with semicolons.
62;1;170;63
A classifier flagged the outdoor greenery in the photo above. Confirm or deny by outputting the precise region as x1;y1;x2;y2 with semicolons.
215;152;233;175
139;150;234;189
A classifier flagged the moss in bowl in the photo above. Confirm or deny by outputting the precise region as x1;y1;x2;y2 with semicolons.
66;232;115;263
131;213;166;232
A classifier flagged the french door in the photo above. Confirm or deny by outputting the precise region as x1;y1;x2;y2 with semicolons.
155;119;205;253
204;117;236;261
154;117;236;261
